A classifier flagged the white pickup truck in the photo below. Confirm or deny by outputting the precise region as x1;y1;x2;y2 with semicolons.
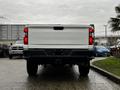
23;24;95;76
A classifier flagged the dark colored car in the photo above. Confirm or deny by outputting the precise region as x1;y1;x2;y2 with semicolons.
0;44;9;57
94;46;110;57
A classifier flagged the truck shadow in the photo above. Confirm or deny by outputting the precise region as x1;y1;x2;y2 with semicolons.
25;65;92;90
27;65;89;81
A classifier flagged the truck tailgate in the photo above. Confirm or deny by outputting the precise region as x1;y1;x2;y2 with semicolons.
28;25;89;46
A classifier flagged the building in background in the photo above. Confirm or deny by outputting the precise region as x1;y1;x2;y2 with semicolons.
95;35;120;46
0;24;25;41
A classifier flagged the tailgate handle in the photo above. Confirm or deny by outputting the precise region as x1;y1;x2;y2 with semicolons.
53;27;64;30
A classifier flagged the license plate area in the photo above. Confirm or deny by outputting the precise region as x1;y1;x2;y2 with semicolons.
45;49;71;55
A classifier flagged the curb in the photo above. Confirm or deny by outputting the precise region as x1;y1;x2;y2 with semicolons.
90;64;120;84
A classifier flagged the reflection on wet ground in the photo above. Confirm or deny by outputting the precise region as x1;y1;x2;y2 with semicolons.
0;58;119;90
26;65;91;90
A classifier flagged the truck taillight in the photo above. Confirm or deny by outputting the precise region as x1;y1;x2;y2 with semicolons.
24;27;28;33
89;27;94;45
23;27;28;45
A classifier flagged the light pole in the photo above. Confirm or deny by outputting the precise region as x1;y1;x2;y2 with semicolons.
104;24;108;46
104;24;107;38
0;16;7;40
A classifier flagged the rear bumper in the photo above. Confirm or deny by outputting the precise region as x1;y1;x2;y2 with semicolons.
23;49;94;64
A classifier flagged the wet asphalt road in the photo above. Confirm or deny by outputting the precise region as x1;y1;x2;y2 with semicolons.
0;58;120;90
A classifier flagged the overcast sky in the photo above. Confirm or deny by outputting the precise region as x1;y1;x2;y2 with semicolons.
0;0;120;36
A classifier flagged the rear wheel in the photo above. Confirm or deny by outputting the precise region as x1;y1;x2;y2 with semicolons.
78;61;90;76
27;60;38;76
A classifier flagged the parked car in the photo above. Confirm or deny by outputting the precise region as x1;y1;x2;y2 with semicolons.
0;44;9;57
9;40;24;59
110;44;120;56
94;46;110;57
0;44;3;57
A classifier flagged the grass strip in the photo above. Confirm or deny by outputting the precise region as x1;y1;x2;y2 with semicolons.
92;57;120;77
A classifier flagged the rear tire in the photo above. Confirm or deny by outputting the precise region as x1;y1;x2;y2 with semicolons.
27;60;38;76
78;61;90;76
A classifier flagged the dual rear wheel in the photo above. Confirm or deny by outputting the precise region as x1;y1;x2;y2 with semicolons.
27;60;38;76
78;61;90;76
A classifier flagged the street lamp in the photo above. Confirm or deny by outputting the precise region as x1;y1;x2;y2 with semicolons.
103;24;109;46
104;24;107;38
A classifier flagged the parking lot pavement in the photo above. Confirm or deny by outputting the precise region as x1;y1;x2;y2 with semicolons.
0;58;120;90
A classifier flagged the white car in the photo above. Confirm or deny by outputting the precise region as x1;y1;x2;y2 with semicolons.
9;40;24;59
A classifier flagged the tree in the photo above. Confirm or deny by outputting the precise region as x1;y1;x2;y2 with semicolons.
109;4;120;32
